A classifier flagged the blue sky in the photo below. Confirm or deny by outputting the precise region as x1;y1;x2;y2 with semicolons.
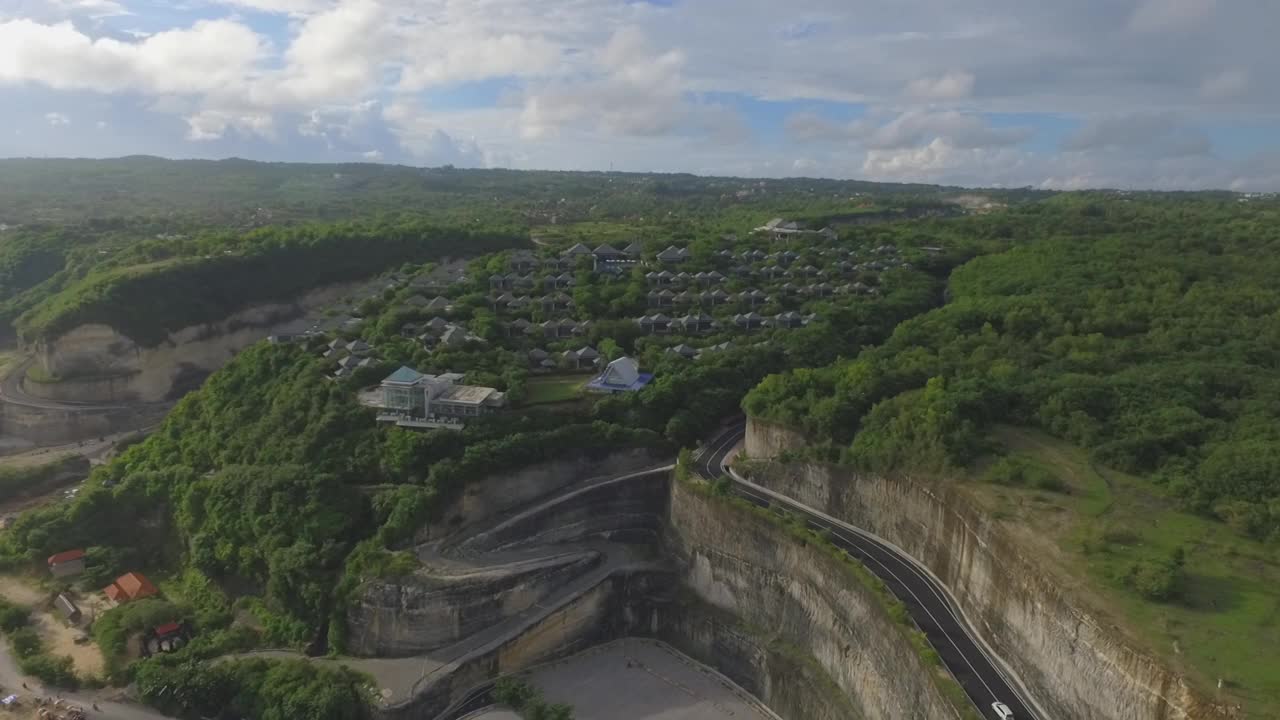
2;0;1279;189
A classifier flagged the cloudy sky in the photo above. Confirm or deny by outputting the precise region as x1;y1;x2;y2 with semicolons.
2;0;1278;190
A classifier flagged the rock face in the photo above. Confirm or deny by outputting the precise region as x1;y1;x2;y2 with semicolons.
658;605;862;720
349;552;604;658
28;280;360;403
414;447;670;544
745;417;1235;720
377;571;675;720
664;478;961;720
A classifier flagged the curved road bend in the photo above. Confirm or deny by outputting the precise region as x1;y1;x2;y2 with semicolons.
697;423;1046;720
0;357;136;411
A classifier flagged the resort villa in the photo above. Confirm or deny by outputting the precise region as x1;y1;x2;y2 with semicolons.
377;366;507;427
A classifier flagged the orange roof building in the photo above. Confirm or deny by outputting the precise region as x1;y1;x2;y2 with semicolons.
104;572;158;604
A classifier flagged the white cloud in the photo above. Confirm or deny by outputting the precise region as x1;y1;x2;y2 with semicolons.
1062;112;1209;157
863;138;1027;183
44;111;70;126
787;109;1031;150
298;101;378;141
13;0;131;21
382;101;504;167
1129;0;1217;33
519;27;688;139
268;0;396;107
361;149;383;160
904;70;975;100
1200;68;1249;100
185;109;274;141
0;19;268;95
399;33;561;91
216;0;335;15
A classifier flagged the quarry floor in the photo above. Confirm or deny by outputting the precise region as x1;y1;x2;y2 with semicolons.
465;639;778;720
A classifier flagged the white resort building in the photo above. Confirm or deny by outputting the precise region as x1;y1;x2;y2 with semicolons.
377;366;507;428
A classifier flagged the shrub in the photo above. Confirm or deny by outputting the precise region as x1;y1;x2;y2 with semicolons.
9;626;42;657
20;653;79;689
984;454;1068;494
0;598;29;632
493;677;575;720
1126;551;1186;602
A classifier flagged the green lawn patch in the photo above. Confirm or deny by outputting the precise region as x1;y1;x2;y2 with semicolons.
522;376;588;406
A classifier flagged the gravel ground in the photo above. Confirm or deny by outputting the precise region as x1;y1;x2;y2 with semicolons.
467;639;778;720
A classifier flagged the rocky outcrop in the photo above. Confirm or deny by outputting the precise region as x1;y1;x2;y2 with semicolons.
744;418;807;459
744;417;1235;720
350;467;673;658
27;280;361;403
664;478;962;720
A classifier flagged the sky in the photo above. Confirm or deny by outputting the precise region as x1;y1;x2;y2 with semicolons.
1;0;1278;190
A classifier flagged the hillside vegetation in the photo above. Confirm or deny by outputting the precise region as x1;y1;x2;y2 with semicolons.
747;195;1280;536
12;220;524;345
0;156;981;225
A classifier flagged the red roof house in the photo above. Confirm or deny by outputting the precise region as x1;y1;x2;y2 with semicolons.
47;549;86;578
104;572;158;604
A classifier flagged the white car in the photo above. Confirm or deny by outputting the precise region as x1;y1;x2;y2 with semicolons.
992;701;1015;719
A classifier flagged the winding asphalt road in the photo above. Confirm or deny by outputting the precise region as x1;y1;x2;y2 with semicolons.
697;422;1046;720
0;357;133;411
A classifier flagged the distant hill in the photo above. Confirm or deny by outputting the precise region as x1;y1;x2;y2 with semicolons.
0;156;987;226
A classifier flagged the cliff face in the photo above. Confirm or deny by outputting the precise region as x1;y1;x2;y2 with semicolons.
349;465;672;658
348;553;604;658
745;417;1234;720
664;478;962;720
28;280;360;403
375;571;676;720
414;448;670;544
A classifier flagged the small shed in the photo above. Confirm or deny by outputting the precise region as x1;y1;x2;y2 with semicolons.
55;593;81;623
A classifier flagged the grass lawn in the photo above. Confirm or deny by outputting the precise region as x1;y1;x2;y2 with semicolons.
967;426;1280;717
522;376;589;406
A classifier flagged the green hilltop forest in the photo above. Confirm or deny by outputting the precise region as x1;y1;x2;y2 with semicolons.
746;194;1280;536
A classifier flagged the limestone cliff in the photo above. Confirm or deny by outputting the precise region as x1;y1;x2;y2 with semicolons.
665;478;964;720
745;417;1236;720
413;447;670;544
349;459;671;658
26;280;361;403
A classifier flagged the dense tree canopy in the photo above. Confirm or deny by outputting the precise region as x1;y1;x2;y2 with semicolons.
746;195;1280;539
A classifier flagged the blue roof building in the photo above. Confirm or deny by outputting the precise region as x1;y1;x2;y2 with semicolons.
586;357;653;394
